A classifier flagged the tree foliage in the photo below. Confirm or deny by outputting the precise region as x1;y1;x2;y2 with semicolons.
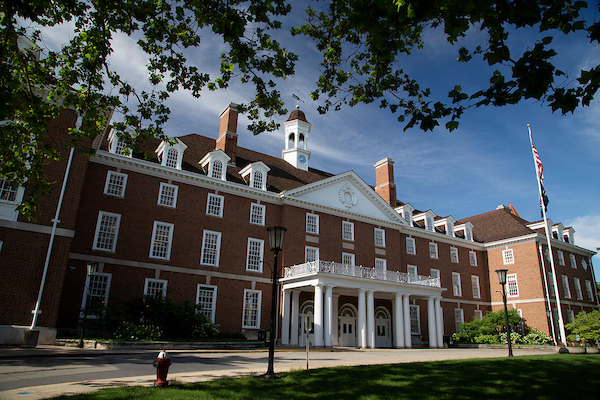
452;309;523;343
2;1;600;217
565;310;600;344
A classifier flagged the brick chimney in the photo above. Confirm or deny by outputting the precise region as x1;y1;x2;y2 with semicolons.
216;103;239;163
374;157;397;207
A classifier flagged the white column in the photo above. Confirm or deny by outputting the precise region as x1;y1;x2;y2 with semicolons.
281;289;291;345
314;284;324;347
333;294;340;346
324;285;333;347
435;297;444;348
427;296;437;348
366;290;375;348
357;289;367;348
403;294;412;349
394;293;405;348
290;290;300;346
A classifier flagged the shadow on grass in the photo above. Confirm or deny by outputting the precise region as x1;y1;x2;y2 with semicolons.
50;355;600;400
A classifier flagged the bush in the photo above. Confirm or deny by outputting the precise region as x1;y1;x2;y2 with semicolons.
453;309;523;343
522;329;552;345
113;321;163;341
565;310;600;345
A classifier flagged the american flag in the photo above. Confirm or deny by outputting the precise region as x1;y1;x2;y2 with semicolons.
531;139;544;181
528;126;549;215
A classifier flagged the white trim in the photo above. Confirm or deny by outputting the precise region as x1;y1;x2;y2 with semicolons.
92;211;121;252
507;273;519;297
250;203;266;226
206;193;224;217
374;228;386;247
158;182;178;208
144;278;168;297
502;248;515;265
79;272;112;318
196;284;218;323
103;171;128;197
429;242;438;259
242;289;262;329
201;230;222;267
342;221;354;241
452;272;462;297
149;221;174;260
450;247;459;263
406;237;416;255
471;275;481;299
246;238;264;272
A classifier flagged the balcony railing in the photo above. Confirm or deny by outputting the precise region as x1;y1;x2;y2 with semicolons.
283;260;441;288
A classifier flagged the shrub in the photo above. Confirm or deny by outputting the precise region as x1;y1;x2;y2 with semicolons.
499;331;522;345
565;310;600;345
522;329;552;345
453;309;523;343
473;334;500;344
113;321;163;341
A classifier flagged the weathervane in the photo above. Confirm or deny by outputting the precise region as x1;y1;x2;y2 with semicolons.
292;89;304;109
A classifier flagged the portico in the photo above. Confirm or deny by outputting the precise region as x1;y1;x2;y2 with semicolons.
280;260;445;348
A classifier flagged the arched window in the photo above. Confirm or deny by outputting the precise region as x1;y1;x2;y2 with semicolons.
288;133;295;148
298;133;305;148
165;148;178;168
212;160;223;179
253;171;263;189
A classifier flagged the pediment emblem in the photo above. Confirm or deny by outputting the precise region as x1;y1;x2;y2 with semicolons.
338;184;357;209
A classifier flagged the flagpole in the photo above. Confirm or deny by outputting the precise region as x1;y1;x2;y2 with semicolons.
528;124;567;346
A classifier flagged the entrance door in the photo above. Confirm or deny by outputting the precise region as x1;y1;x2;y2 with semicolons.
375;308;391;348
339;316;357;347
299;302;314;347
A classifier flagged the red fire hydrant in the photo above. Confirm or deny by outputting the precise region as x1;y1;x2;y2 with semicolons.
153;350;171;387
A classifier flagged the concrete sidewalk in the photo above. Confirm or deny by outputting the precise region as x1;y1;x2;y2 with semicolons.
0;345;559;400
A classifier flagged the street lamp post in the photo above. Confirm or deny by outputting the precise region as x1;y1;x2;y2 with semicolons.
78;262;98;348
495;269;513;357
265;226;286;379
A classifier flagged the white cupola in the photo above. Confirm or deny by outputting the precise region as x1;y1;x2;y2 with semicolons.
282;108;311;171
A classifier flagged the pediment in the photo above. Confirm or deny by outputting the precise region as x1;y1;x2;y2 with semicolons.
281;171;407;225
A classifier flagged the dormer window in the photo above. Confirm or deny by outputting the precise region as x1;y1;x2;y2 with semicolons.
156;138;187;170
413;210;436;232
239;161;270;191
434;216;456;237
455;222;474;242
200;150;231;181
395;204;414;226
108;127;133;157
564;227;575;245
552;223;565;242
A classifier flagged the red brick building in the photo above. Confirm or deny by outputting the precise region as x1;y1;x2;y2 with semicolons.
1;103;597;346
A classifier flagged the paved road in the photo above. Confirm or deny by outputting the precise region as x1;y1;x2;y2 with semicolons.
0;346;558;400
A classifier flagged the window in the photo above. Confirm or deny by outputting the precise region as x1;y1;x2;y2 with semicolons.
454;308;465;332
582;259;588;270
561;275;571;298
426;216;434;232
246;238;264;272
507;273;519;297
474;310;483;320
305;246;319;263
544;248;550;261
342;252;355;266
585;280;594;300
250;203;266;226
469;251;477;267
429;242;438;259
0;177;19;202
252;171;263;189
158;183;178;208
410;305;420;334
452;272;462;296
465;227;473;241
108;129;131;157
242;289;262;328
407;265;417;277
374;228;385;247
93;211;121;252
165;148;179;168
570;254;577;269
196;284;217;323
80;272;112;318
201;230;221;266
375;258;387;278
239;161;270;191
306;213;319;234
450;247;459;263
558;251;565;266
342;221;354;241
103;171;127;197
574;278;583;300
406;237;416;255
430;268;440;280
212;159;223;179
502;249;514;265
547;272;556;297
206;193;224;217
567;309;575;323
144;278;167;298
471;275;481;299
150;221;174;260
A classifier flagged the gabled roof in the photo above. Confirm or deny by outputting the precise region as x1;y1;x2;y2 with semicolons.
456;208;534;243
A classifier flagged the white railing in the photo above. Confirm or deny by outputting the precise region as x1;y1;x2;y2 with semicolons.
284;260;441;288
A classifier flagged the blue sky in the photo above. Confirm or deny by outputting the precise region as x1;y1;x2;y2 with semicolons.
34;3;600;278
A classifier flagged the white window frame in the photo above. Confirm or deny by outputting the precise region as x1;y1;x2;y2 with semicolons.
469;251;478;267
144;278;168;298
474;310;483;320
407;264;417;277
507;273;519;297
79;272;112;318
450;247;459;263
92;211;121;252
429;242;438;259
374;228;386;247
375;258;387;278
246;238;264;272
250;203;266;226
561;275;571;299
502;249;514;265
548;272;556;297
558;251;565;266
157;183;178;208
103;171;128;197
406;237;416;255
567;309;575;323
454;308;465;332
196;284;217;323
201;230;222;267
452;272;462;297
305;246;319;263
242;289;262;329
306;213;319;234
342;221;354;241
206;193;224;217
574;277;583;300
471;275;481;299
585;280;594;300
149;221;174;260
410;305;420;335
430;268;440;280
342;252;355;266
582;259;588;270
570;254;577;269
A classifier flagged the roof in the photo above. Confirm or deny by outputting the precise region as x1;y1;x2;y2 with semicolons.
456;208;534;243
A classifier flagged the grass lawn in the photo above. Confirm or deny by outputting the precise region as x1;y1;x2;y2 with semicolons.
50;354;600;399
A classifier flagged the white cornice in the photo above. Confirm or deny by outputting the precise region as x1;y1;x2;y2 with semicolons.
401;225;485;250
484;232;596;256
